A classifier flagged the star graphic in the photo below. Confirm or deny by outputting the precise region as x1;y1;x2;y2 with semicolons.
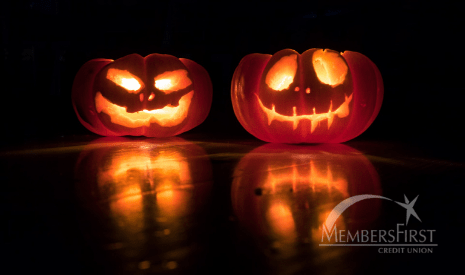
395;195;422;225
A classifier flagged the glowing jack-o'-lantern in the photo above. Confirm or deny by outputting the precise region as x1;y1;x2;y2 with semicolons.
231;48;383;143
231;143;381;253
74;138;213;271
72;53;212;137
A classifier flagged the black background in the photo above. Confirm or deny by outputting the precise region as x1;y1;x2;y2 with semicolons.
0;1;463;274
0;0;462;146
0;0;463;150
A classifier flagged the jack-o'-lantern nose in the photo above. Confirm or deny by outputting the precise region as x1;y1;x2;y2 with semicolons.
138;92;155;102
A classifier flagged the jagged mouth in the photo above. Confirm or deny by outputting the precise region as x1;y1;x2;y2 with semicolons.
95;91;194;128
256;93;353;132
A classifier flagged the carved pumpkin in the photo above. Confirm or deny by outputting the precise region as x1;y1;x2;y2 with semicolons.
74;137;213;271
231;143;381;250
72;53;212;137
231;48;383;143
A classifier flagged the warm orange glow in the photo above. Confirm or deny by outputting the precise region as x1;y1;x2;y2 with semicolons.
267;202;296;240
265;160;348;198
156;189;191;217
95;90;194;128
312;49;348;87
111;154;152;178
312;210;346;244
101;149;192;187
154;69;192;94
107;177;145;235
107;148;191;185
256;93;353;132
106;68;143;93
101;147;194;218
262;158;349;244
90;146;197;240
265;54;298;91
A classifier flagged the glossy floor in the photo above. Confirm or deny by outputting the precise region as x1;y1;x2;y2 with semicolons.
0;136;462;274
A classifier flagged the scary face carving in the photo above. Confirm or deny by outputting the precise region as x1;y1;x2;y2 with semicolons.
231;48;383;143
72;53;212;137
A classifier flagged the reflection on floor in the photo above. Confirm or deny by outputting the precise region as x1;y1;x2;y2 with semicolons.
0;137;461;274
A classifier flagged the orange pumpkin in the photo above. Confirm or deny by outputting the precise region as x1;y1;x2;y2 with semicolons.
231;48;383;143
72;53;212;137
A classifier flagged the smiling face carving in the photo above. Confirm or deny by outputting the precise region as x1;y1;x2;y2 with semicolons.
257;49;353;134
231;48;383;143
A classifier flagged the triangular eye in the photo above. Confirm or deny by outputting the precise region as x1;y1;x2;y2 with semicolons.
154;69;192;94
265;54;297;91
106;68;144;93
312;50;348;87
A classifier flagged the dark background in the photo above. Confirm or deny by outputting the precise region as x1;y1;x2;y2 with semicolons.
0;1;463;274
0;0;462;151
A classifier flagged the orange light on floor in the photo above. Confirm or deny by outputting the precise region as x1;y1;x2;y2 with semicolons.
231;143;382;250
75;137;213;223
267;201;297;241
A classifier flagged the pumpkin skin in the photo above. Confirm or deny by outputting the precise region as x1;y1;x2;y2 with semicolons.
72;53;212;137
231;48;383;143
231;143;382;248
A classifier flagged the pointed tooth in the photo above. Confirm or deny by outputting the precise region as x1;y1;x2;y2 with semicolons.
311;120;318;133
327;114;334;129
337;102;349;118
293;106;298;130
348;93;353;102
337;93;353;118
267;105;275;125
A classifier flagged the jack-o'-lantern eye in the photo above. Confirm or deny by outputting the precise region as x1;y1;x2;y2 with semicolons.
154;69;192;94
106;68;144;93
265;54;298;91
312;50;348;87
